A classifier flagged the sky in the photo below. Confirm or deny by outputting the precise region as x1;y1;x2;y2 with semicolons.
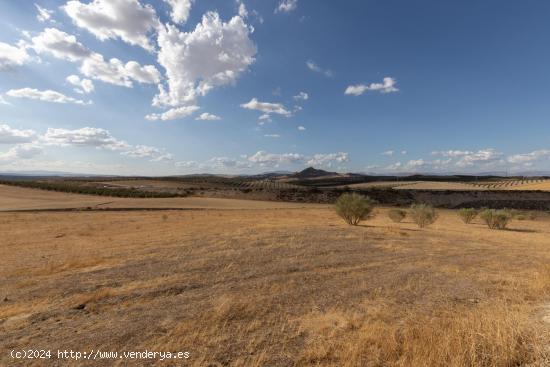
1;0;550;175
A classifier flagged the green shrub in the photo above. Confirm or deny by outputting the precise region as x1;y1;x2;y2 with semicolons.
409;203;438;228
480;209;512;230
458;208;478;224
388;208;407;223
334;193;376;226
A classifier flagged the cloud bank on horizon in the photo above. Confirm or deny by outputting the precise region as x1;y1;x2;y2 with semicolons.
0;0;549;175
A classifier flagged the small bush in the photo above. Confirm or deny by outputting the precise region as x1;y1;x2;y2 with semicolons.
458;208;478;224
480;209;512;230
334;193;376;226
409;204;438;228
388;209;407;223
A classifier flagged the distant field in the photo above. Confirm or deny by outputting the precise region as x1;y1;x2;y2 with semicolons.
1;206;549;366
394;181;487;190
0;184;322;211
508;180;550;191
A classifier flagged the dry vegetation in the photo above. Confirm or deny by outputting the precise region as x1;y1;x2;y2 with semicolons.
1;194;550;366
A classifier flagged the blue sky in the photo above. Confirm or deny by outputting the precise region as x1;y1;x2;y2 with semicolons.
1;0;550;175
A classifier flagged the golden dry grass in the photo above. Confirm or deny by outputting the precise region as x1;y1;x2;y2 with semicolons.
509;180;550;191
1;206;549;366
0;184;321;211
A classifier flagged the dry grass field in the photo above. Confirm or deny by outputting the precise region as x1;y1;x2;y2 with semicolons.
0;184;318;211
1;190;550;366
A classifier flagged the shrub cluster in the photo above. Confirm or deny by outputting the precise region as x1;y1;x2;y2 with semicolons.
409;203;438;228
480;209;512;230
334;192;376;226
388;208;407;223
458;208;478;224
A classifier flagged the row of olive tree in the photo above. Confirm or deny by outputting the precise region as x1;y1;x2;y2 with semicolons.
335;193;513;230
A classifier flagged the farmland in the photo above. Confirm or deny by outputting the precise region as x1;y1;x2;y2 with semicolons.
1;188;549;366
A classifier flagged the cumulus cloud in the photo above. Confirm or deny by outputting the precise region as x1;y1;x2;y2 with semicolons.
0;123;36;144
507;150;550;164
153;11;256;108
293;91;308;101
40;126;172;162
175;160;199;168
345;77;398;96
307;152;349;167
195;112;221;121
66;75;95;94
381;150;394;156
145;105;200;121
306;60;332;77
264;134;280;138
0;143;42;160
164;0;194;24
31;28;160;88
6;88;90;105
80;53;161;87
43;127;129;150
32;28;91;62
431;150;472;157
241;98;290;116
63;0;158;51
298;126;306;131
275;0;298;13
455;149;503;168
0;41;31;70
35;4;54;22
248;151;304;166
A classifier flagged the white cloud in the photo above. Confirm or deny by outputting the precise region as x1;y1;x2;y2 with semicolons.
0;143;42;161
237;0;248;18
455;149;503;168
306;60;332;77
297;126;306;131
195;112;221;121
63;0;158;51
35;4;54;22
80;52;160;87
32;28;91;62
150;153;174;162
264;134;280;138
507;150;550;164
401;150;407;155
345;77;398;96
66;75;95;94
381;150;394;156
293;91;308;101
275;0;298;13
175;160;199;168
6;88;90;105
0;41;30;70
31;28;160;88
431;150;472;157
0;96;11;106
248;151;304;166
123;144;160;158
145;105;200;121
164;0;194;24
43;127;129;150
241;98;290;116
307;152;349;167
154;11;256;108
0;124;36;144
